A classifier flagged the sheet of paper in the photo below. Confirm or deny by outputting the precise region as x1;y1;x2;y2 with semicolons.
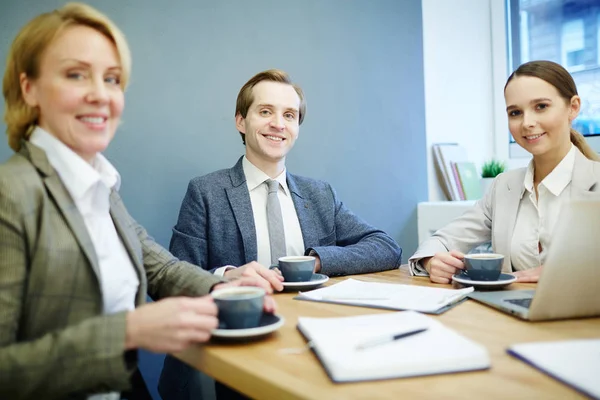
298;311;490;382
509;339;600;398
298;278;473;313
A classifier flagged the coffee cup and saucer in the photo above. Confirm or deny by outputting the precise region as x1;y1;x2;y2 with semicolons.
276;256;329;291
452;253;516;290
211;287;284;340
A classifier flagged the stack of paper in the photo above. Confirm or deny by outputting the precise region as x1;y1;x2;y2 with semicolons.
298;311;490;382
296;278;473;314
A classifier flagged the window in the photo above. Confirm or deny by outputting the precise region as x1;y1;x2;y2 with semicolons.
598;13;600;65
505;0;600;158
561;19;585;71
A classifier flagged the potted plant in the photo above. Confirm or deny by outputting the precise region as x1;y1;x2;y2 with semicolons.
480;159;506;194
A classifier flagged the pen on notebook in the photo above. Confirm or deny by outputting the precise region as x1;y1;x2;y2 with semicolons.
355;328;428;351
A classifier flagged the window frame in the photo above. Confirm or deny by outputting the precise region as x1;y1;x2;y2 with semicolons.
491;0;600;160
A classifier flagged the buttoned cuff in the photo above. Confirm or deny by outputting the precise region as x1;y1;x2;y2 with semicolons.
409;259;430;277
213;265;236;277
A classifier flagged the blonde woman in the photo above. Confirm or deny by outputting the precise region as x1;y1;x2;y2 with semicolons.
0;3;273;399
410;60;600;284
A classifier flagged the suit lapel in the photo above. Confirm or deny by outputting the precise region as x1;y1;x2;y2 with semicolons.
287;174;320;249
570;150;599;199
109;190;145;303
226;158;258;263
496;151;598;272
497;169;526;272
23;142;102;282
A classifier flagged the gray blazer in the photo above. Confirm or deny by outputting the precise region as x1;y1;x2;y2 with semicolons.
410;149;600;275
169;157;402;276
159;157;402;400
0;142;223;400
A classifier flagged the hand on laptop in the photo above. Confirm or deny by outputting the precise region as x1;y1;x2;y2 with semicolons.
423;250;466;284
512;266;543;283
224;261;285;292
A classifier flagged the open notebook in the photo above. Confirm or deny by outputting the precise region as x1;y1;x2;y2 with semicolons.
295;278;474;314
298;311;490;382
508;339;600;399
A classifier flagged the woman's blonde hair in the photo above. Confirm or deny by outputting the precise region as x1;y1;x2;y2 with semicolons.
505;60;600;161
2;2;131;152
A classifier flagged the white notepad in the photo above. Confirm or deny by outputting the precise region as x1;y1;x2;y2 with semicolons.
298;311;490;382
297;278;473;313
508;339;600;398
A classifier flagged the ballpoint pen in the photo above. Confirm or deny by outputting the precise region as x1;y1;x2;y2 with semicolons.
355;327;428;351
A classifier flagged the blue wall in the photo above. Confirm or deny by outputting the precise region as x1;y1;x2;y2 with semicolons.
0;1;427;398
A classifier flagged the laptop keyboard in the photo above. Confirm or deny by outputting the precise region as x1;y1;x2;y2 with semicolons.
505;298;532;309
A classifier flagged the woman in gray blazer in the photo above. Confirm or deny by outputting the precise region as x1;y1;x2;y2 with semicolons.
0;4;273;399
410;60;600;284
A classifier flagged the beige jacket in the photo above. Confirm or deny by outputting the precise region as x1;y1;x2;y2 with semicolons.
410;149;600;275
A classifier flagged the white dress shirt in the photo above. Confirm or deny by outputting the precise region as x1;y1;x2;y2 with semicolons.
243;157;305;267
30;127;139;314
31;127;138;400
510;144;576;271
213;157;306;275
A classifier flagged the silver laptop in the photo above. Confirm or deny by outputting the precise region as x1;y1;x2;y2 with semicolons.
468;199;600;321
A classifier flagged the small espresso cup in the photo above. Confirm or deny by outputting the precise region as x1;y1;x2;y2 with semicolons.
278;256;316;282
463;253;504;281
211;287;265;330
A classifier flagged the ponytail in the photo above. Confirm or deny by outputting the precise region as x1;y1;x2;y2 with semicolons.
570;129;600;161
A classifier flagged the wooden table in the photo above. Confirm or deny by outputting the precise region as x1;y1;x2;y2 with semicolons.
175;267;600;399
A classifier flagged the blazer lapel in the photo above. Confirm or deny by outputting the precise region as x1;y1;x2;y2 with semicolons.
23;142;102;282
109;190;145;304
287;174;320;249
570;150;599;199
226;158;258;263
496;169;526;272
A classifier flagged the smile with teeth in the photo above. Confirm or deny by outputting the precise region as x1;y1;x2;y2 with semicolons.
78;116;107;124
524;133;545;140
264;135;284;142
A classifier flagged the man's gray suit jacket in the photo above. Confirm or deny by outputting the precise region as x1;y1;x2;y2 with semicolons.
170;157;402;276
159;157;402;400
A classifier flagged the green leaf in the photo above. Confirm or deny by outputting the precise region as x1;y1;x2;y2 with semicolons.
481;159;506;178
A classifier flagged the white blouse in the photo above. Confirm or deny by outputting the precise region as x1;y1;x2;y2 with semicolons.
510;144;576;271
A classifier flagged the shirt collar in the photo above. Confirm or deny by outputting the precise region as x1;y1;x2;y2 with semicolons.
242;156;289;196
523;143;576;196
29;126;121;200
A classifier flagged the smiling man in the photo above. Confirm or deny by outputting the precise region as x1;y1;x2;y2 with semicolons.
159;69;402;399
168;69;401;283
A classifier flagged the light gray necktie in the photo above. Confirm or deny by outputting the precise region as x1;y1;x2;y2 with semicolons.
266;179;287;265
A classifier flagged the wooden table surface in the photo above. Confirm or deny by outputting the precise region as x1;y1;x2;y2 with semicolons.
174;267;600;399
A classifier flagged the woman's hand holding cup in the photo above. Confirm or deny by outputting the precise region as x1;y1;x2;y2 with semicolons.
423;250;466;284
125;296;218;353
213;277;277;314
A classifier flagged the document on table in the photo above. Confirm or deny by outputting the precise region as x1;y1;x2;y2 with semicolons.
295;278;473;314
297;311;490;382
508;339;600;399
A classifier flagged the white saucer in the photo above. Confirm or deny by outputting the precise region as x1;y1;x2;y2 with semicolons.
452;272;517;288
211;313;284;339
282;273;329;291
